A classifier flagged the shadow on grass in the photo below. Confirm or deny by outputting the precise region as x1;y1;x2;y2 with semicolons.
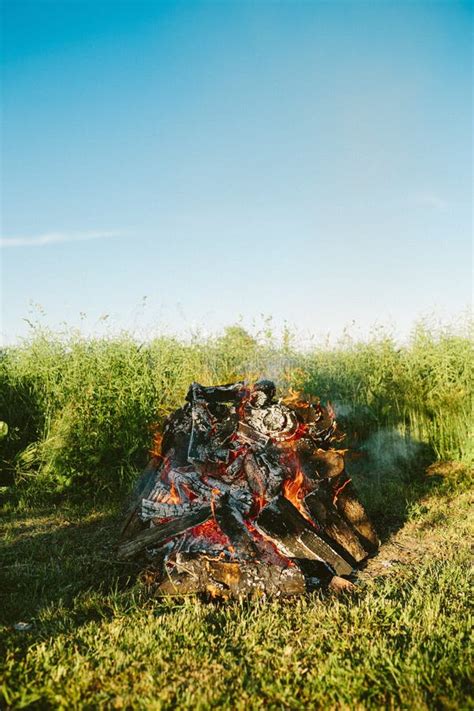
345;430;439;542
0;504;141;631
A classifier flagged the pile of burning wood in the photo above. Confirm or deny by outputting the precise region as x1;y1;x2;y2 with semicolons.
119;380;379;598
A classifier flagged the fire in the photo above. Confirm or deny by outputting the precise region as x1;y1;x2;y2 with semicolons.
119;378;382;597
282;388;310;408
190;519;230;547
282;468;311;521
332;477;352;505
210;487;221;518
253;493;266;515
150;430;163;459
169;481;181;504
280;421;309;444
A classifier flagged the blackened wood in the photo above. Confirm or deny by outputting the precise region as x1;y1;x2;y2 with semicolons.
140;499;202;520
255;449;286;499
305;490;369;563
243;453;267;497
251;379;276;404
186;381;245;404
256;496;353;576
187;400;214;463
294;558;336;587
214;493;259;560
162;407;193;463
117;505;212;560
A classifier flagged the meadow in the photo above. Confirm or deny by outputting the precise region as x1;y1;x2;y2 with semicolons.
1;319;472;709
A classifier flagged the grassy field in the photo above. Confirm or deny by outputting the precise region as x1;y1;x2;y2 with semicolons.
0;321;473;708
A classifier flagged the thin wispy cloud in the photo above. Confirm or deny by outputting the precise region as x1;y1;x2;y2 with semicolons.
0;230;122;248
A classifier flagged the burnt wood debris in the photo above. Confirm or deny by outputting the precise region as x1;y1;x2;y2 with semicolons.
119;380;379;598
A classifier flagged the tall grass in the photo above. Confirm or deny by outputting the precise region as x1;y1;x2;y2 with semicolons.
299;321;473;461
0;319;472;499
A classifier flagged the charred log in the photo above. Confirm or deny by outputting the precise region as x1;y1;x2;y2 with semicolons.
155;553;306;599
334;481;380;553
120;457;161;541
305;489;369;563
214;493;259;560
256;496;354;577
117;505;212;560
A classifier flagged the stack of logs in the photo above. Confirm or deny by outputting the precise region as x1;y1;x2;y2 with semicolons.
119;380;379;598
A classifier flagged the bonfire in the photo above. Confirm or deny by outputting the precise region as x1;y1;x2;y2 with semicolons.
118;380;379;598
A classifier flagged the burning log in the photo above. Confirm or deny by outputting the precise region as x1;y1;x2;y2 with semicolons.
119;380;379;597
120;457;161;541
117;506;212;560
214;492;260;560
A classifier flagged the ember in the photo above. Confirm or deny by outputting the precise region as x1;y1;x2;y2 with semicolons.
119;380;379;598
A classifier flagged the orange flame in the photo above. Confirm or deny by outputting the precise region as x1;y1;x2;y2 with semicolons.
282;469;311;521
332;477;352;505
210;487;221;519
150;430;163;459
169;481;181;504
253;493;266;516
282;388;310;408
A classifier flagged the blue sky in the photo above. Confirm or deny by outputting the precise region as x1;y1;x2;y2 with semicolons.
1;0;472;344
